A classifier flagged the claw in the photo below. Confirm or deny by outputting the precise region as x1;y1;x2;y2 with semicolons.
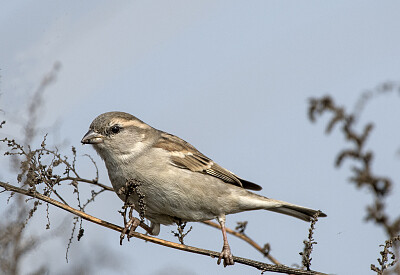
217;244;234;267
120;217;141;245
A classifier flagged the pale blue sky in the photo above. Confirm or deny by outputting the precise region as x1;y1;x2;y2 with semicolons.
1;1;400;274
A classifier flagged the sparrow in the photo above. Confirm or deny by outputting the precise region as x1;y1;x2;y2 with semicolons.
81;111;326;266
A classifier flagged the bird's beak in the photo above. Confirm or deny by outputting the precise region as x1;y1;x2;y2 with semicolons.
81;130;104;144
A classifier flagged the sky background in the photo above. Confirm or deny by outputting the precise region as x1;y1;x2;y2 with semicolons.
1;1;400;274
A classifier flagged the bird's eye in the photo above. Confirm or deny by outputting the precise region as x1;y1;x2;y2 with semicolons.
110;125;121;134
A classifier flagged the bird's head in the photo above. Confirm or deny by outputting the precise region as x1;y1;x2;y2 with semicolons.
81;111;156;162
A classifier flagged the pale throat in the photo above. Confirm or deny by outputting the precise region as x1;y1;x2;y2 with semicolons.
116;140;148;162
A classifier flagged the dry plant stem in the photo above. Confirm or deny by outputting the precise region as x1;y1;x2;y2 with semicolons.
0;181;327;275
202;220;280;265
172;221;193;245
300;211;320;270
371;235;400;275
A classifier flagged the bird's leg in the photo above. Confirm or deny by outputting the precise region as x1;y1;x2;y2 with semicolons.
120;207;140;244
120;205;155;244
216;214;234;266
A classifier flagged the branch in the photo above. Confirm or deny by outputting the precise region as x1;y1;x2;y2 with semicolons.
0;181;327;275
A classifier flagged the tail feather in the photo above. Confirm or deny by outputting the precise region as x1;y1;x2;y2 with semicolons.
237;192;326;221
268;203;327;222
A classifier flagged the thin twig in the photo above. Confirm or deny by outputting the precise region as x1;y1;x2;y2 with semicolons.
300;211;321;270
58;176;113;191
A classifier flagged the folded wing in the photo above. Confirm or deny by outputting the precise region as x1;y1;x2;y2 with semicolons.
154;132;262;191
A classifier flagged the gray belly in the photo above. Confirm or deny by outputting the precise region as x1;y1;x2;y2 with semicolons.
107;161;243;225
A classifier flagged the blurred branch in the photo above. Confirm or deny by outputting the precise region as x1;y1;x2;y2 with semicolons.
0;63;61;275
308;95;400;238
353;81;400;121
0;63;122;275
0;181;327;275
24;62;61;144
0;194;35;275
308;87;400;274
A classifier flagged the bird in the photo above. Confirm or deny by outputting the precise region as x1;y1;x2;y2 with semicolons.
81;111;326;266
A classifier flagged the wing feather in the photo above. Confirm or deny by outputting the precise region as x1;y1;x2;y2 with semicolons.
154;132;262;191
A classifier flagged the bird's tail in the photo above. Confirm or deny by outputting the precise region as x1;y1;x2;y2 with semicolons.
266;202;326;222
236;191;326;221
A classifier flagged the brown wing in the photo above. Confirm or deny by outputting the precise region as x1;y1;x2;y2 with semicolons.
154;132;262;191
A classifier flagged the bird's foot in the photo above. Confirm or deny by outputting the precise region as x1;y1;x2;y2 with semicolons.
120;216;141;245
217;244;234;267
